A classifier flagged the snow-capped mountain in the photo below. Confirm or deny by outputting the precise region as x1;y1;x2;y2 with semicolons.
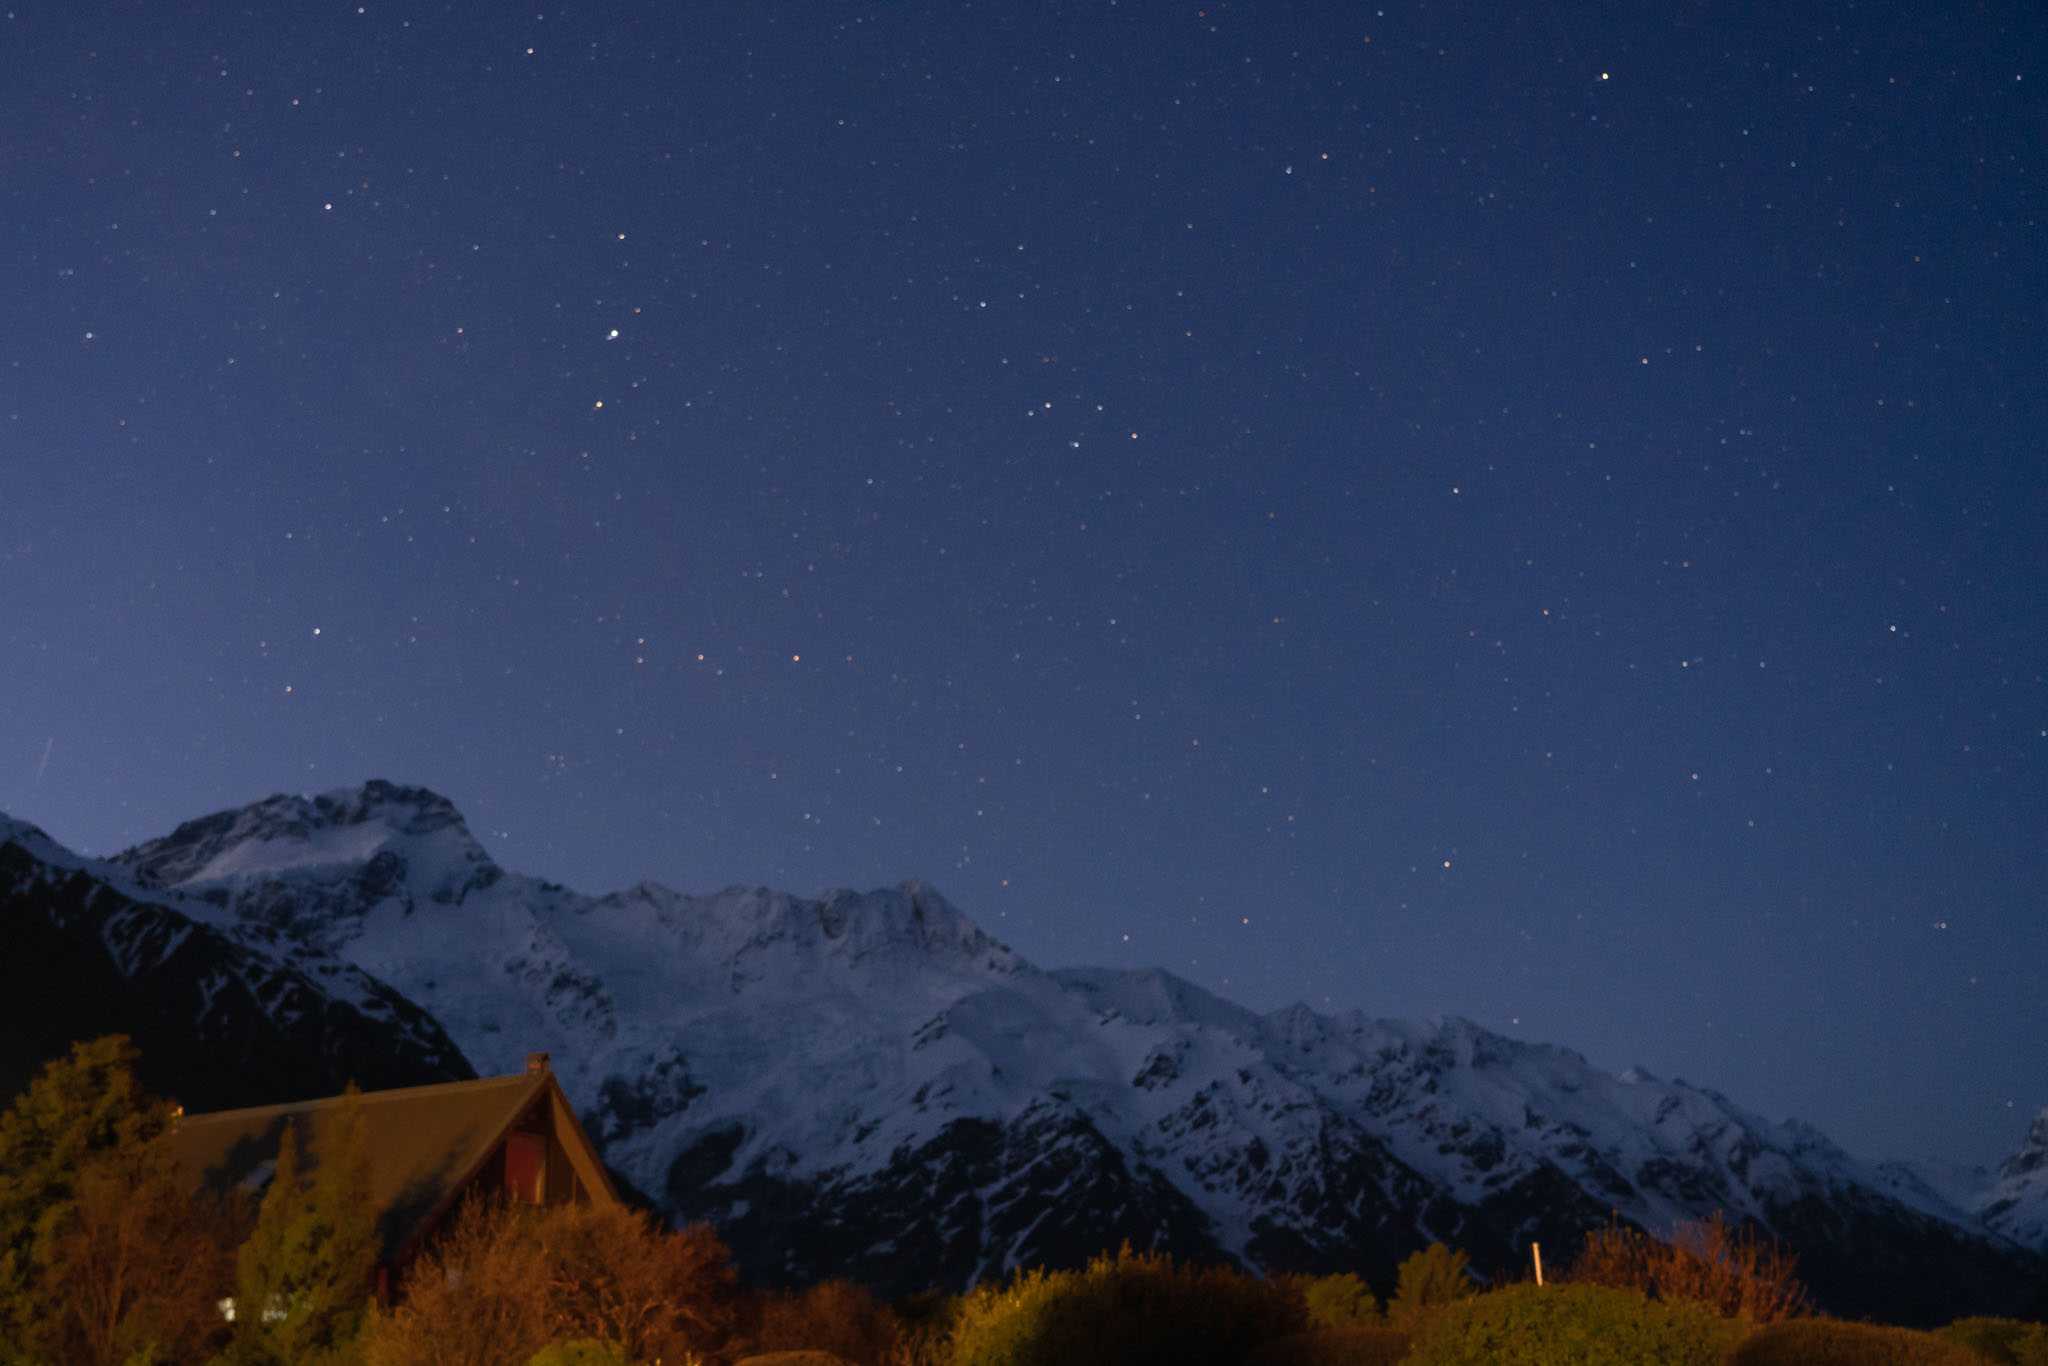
51;780;2044;1321
1982;1110;2048;1252
0;807;472;1112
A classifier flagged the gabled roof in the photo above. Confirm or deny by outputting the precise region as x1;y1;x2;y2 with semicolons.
168;1067;618;1264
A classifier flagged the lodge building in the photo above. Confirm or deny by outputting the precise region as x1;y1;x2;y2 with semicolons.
168;1051;620;1299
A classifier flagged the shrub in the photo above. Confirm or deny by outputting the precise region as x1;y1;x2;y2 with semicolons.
1730;1318;1985;1364
358;1198;548;1366
528;1341;632;1366
749;1279;900;1364
1568;1212;1810;1324
1943;1317;2048;1365
537;1204;736;1359
946;1245;1300;1366
1301;1272;1380;1329
884;1289;960;1366
1385;1244;1479;1333
1405;1282;1746;1365
1245;1324;1411;1366
361;1198;738;1366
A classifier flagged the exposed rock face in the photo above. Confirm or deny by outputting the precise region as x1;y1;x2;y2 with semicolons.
1980;1109;2048;1253
116;780;503;954
670;1102;1227;1293
0;819;472;1113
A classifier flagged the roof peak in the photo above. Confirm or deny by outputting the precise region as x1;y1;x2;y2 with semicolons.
174;1067;544;1125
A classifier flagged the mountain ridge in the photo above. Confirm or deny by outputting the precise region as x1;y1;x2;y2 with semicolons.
4;780;2041;1322
0;803;475;1113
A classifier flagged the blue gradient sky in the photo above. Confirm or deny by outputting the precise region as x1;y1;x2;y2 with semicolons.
3;1;2042;1167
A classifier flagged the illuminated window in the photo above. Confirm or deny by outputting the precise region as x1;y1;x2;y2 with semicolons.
504;1132;545;1204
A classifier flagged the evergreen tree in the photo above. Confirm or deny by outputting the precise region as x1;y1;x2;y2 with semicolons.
228;1086;377;1364
0;1036;173;1356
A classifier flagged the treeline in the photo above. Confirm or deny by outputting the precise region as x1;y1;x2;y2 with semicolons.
2;1038;2044;1365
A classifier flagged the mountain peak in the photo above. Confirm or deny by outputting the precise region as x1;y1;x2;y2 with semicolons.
113;780;493;893
0;811;55;853
1978;1106;2048;1251
0;810;100;876
1050;964;1256;1032
19;780;2045;1317
2003;1107;2048;1180
808;880;1018;969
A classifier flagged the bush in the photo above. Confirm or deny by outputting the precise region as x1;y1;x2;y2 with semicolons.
361;1198;737;1366
1405;1282;1746;1365
1245;1324;1411;1366
884;1289;960;1366
1301;1272;1380;1329
749;1279;900;1364
1943;1317;2048;1365
528;1342;631;1366
945;1245;1301;1366
1385;1244;1479;1333
1568;1212;1810;1324
1730;1318;1985;1365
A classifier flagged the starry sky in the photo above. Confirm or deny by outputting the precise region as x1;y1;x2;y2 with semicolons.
3;1;2043;1168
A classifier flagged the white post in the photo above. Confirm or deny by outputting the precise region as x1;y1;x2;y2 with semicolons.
1532;1241;1545;1286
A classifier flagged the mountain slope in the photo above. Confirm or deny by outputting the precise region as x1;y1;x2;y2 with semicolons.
0;812;474;1112
1983;1110;2048;1252
97;782;2046;1320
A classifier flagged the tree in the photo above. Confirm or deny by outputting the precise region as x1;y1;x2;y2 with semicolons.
1660;1213;1810;1323
1564;1218;1651;1296
1385;1243;1479;1332
227;1086;378;1364
1567;1212;1810;1324
362;1198;739;1366
0;1036;176;1352
530;1202;738;1363
359;1197;548;1366
30;1131;240;1366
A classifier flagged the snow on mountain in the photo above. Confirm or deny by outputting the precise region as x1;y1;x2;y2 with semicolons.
1876;1156;1996;1217
1982;1109;2048;1250
0;812;93;873
0;807;473;1111
116;780;505;955
97;782;2046;1316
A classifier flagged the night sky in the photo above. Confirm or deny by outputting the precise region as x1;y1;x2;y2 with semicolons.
4;2;2042;1169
